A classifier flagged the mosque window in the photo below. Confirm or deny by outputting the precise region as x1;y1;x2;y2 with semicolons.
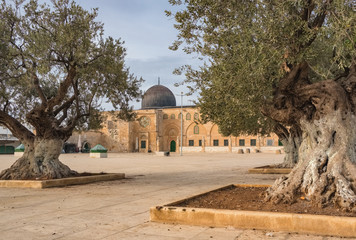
239;139;245;146
224;139;229;146
199;140;202;146
141;140;146;149
170;114;175;119
250;139;257;146
194;113;199;120
189;140;194;146
178;113;182;119
267;139;274;146
213;140;219;146
163;114;168;119
194;125;199;134
186;113;191;120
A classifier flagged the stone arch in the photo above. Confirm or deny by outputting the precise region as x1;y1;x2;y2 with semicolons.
210;124;222;146
163;124;180;151
82;141;90;153
164;124;179;137
185;122;207;147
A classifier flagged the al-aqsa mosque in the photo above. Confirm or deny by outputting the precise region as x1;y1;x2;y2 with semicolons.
68;84;282;153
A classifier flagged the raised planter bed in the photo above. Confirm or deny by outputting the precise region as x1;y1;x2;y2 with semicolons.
0;173;125;189
248;165;292;174
150;184;356;238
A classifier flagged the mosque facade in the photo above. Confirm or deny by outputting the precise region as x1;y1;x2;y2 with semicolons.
68;84;282;153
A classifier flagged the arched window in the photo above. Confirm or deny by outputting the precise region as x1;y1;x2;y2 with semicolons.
163;114;168;119
178;113;182;120
186;113;191;120
194;113;199;120
194;125;199;134
170;114;175;119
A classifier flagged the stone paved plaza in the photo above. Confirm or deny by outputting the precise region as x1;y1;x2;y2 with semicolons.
0;153;353;239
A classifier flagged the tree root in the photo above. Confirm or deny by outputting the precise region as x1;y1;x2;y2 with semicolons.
0;156;78;180
265;158;356;212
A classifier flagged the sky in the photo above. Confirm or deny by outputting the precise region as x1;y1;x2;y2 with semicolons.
75;0;199;109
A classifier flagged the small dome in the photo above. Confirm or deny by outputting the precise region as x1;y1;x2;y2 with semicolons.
141;85;176;109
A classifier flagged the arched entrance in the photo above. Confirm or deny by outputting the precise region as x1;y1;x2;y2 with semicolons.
170;140;176;152
82;142;90;153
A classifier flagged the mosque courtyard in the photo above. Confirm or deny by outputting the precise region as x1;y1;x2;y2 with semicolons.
0;152;351;239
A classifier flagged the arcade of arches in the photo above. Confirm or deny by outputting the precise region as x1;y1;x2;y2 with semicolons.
68;84;281;153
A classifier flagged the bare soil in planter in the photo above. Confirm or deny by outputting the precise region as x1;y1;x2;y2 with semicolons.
173;185;356;217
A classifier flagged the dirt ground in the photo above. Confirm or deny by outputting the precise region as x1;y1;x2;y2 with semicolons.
174;185;356;217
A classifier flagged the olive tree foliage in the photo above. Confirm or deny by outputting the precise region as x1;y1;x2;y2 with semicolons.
0;0;142;179
167;0;354;135
168;0;356;211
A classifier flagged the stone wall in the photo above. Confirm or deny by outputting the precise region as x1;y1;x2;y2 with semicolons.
70;106;283;153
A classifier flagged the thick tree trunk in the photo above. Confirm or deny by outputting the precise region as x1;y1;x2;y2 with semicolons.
273;124;302;168
263;63;356;211
265;110;356;211
0;138;78;180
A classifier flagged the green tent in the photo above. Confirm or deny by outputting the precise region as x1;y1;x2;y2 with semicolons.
15;144;25;152
90;144;107;153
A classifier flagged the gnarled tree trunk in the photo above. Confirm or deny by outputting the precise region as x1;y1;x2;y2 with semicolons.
266;110;356;211
0;138;77;180
263;62;356;211
273;124;302;168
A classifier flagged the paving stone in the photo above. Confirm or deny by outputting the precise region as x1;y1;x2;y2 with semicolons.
124;222;206;238
0;153;351;239
191;226;244;240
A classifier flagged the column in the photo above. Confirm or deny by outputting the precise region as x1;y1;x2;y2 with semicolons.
156;136;160;152
228;136;232;153
202;136;205;152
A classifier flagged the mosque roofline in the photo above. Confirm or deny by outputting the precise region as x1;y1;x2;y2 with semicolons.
138;105;197;110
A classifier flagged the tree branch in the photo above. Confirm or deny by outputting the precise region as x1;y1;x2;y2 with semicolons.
53;95;75;117
278;61;310;91
274;123;289;140
2;100;10;113
33;73;47;104
301;0;314;22
55;109;68;126
302;0;331;49
0;110;34;142
47;66;76;110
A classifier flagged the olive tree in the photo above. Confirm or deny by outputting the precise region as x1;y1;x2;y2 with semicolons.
0;0;142;180
168;0;356;210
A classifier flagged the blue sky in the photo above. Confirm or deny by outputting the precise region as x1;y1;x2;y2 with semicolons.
75;0;199;109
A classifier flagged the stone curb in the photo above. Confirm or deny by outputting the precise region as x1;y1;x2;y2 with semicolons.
0;173;125;189
248;168;292;174
150;184;356;238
